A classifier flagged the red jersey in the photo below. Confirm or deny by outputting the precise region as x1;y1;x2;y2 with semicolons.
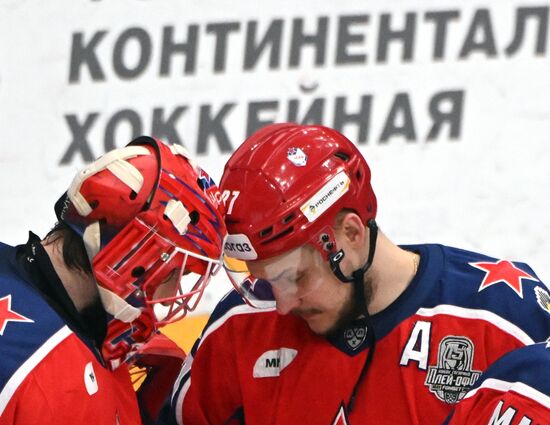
161;244;550;425
0;241;142;425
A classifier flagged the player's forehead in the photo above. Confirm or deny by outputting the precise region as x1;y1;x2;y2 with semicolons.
246;244;319;279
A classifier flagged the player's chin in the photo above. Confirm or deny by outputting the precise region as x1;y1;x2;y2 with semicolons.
303;314;337;336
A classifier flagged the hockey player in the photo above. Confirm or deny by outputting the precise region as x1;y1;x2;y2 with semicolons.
160;124;550;424
444;341;550;424
0;136;226;424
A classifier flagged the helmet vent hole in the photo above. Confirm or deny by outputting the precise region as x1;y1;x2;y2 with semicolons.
262;227;294;245
129;191;138;200
89;200;99;210
356;170;362;180
196;177;206;190
189;210;200;225
282;213;295;224
131;266;145;278
259;226;273;238
334;151;349;161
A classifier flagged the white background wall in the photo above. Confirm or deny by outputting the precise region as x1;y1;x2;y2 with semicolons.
1;0;549;312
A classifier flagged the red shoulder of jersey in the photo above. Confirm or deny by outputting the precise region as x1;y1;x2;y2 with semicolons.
0;242;141;424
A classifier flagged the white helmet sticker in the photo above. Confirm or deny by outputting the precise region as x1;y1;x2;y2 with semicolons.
300;171;350;222
224;233;258;260
287;147;308;167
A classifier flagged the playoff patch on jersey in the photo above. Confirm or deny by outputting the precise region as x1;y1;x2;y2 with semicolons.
424;336;481;404
253;347;298;378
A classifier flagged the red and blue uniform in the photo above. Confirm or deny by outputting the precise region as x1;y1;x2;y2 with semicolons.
159;244;550;424
0;238;141;424
444;341;550;424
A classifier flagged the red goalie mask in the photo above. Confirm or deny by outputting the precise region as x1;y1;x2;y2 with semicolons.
56;136;226;368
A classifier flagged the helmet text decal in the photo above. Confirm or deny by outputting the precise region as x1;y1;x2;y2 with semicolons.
300;171;350;222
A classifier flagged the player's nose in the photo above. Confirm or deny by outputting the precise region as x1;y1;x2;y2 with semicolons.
274;291;301;315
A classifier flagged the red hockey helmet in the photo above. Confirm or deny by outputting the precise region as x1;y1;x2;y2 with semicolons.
56;136;226;368
220;123;377;307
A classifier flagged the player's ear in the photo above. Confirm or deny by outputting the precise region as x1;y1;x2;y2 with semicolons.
336;212;366;248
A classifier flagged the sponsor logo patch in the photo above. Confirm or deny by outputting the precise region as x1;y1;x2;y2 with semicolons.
425;336;481;404
84;362;99;395
534;286;550;315
344;326;367;350
287;147;308;167
253;348;298;378
300;171;350;222
224;233;258;260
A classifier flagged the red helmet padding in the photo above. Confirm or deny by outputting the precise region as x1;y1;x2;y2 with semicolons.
221;123;377;260
72;145;158;232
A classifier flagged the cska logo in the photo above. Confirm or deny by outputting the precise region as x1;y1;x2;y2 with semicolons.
287;147;308;167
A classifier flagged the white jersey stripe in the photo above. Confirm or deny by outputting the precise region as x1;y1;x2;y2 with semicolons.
416;305;534;345
175;377;192;425
0;325;73;415
198;304;276;352
171;351;193;405
463;377;550;408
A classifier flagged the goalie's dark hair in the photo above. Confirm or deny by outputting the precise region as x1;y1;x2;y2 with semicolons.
45;221;92;274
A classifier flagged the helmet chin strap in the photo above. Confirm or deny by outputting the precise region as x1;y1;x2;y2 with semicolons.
328;219;378;287
327;219;378;412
